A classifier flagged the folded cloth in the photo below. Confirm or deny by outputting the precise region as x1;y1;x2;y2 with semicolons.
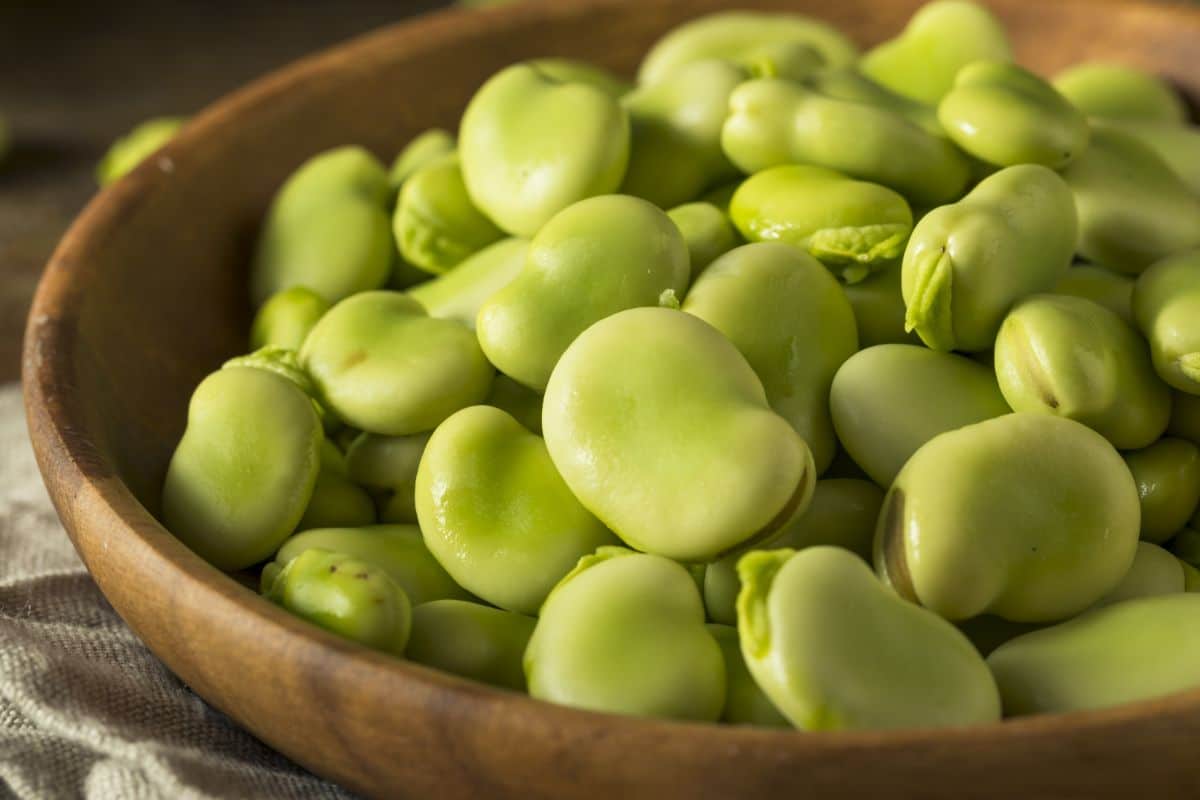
0;383;351;799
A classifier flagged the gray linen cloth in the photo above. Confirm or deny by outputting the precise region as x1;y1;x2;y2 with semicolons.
0;383;352;799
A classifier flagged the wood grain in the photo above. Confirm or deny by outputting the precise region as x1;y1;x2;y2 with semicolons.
21;1;1200;797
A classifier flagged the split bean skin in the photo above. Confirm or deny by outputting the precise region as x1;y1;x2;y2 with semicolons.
901;164;1077;352
730;165;913;284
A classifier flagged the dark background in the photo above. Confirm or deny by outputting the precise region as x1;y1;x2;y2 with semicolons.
0;1;452;383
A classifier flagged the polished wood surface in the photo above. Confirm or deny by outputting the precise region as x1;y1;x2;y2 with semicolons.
22;1;1200;797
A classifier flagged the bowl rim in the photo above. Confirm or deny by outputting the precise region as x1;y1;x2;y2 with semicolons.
20;0;1200;768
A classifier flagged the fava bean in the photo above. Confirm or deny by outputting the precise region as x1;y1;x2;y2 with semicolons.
994;294;1170;449
525;547;725;721
543;307;814;561
737;547;1000;730
263;548;411;655
876;413;1140;622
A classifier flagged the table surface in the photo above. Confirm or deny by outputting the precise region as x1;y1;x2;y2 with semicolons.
0;0;449;384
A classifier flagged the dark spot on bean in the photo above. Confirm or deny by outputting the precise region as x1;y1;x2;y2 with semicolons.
341;349;368;370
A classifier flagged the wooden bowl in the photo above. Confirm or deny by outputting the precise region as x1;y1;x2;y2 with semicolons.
22;0;1200;796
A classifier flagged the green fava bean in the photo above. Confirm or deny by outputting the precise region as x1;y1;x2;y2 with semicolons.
842;264;921;347
301;291;493;435
830;344;1010;488
394;153;504;275
1051;264;1135;325
389;128;455;190
477;195;689;392
1060;127;1200;275
485;374;543;434
721;79;969;207
807;67;943;137
730;165;913;284
163;367;321;571
459;63;630;237
543;307;815;562
1134;251;1200;393
706;624;788;727
1123;438;1200;543
406;600;535;691
273;524;470;606
1093;542;1186;609
987;594;1200;715
415;406;617;615
667;202;739;277
902;164;1077;352
525;547;725;721
407;237;528;330
637;11;858;85
937;60;1089;168
738;547;1000;730
683;243;857;474
1053;62;1187;123
295;440;376;531
995;294;1170;449
620;60;743;209
1096;119;1200;196
876;413;1141;622
250;146;393;304
249;287;329;351
344;432;429;523
860;0;1012;105
96;116;185;185
705;478;884;624
264;548;411;656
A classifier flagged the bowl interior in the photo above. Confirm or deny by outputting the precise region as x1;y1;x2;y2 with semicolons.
24;0;1200;797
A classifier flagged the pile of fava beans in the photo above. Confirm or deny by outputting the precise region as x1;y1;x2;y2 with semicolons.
161;1;1200;731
